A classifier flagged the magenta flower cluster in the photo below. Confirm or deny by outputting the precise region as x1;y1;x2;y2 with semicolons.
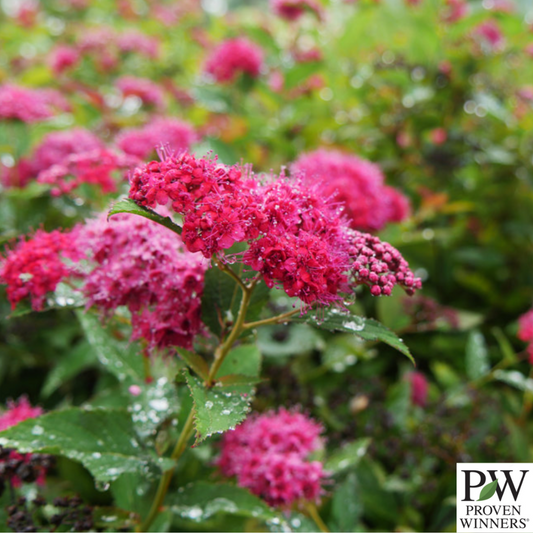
218;409;327;507
292;149;410;232
0;229;81;311
271;0;323;21
79;214;206;352
129;152;421;305
0;84;64;123
204;38;264;84
116;76;166;108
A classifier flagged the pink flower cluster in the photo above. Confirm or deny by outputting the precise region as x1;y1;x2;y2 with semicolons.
405;371;429;407
474;20;505;51
79;214;206;352
116;76;166;108
116;118;198;160
129;152;421;304
48;45;81;75
0;84;60;123
271;0;323;21
443;0;468;23
0;397;46;487
204;38;264;84
0;396;43;432
218;409;327;507
292;149;410;232
518;309;533;364
37;147;137;196
0;229;81;311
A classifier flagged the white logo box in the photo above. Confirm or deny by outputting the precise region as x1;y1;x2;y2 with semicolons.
457;463;533;533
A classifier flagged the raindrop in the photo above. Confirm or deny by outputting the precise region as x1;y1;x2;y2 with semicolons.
31;426;44;436
205;401;214;410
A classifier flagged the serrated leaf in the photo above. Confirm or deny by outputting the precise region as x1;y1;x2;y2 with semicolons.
169;481;279;523
466;330;490;381
325;439;370;474
294;309;414;364
184;370;255;443
176;348;209;380
216;344;261;378
477;479;498;501
0;407;173;485
108;198;182;236
76;310;144;383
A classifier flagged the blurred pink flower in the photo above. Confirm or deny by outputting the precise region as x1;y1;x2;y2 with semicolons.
0;84;59;123
406;371;429;407
204;38;264;84
429;127;447;145
116;76;166;108
443;0;469;22
474;20;505;51
116;118;198;159
271;0;323;21
292;149;410;231
48;45;80;75
518;309;533;364
218;409;327;507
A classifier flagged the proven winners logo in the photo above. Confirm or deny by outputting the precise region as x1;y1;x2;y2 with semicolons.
457;463;533;532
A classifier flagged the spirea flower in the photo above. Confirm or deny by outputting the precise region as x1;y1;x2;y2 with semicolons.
518;309;533;364
204;38;264;84
32;128;104;175
443;0;468;22
48;45;80;75
116;76;165;108
271;0;323;20
474;20;505;51
129;152;421;302
218;409;327;507
116;30;159;58
0;158;34;188
405;371;429;407
0;229;81;311
292;149;410;231
116;118;198;160
0;84;57;123
37;148;137;196
79;213;206;352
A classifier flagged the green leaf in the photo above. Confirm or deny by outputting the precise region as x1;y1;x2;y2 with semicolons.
108;198;182;236
466;330;490;381
184;370;256;443
493;370;533;393
325;439;371;474
201;265;240;337
169;481;279;523
0;407;173;485
294;309;414;364
216;344;261;378
42;341;97;397
492;327;517;363
176;348;209;380
477;479;498;502
77;310;144;383
331;472;363;532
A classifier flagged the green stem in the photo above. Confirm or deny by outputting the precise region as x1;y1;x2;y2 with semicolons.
139;264;256;529
138;409;196;532
243;307;301;329
305;502;330;533
518;367;533;426
206;280;253;386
